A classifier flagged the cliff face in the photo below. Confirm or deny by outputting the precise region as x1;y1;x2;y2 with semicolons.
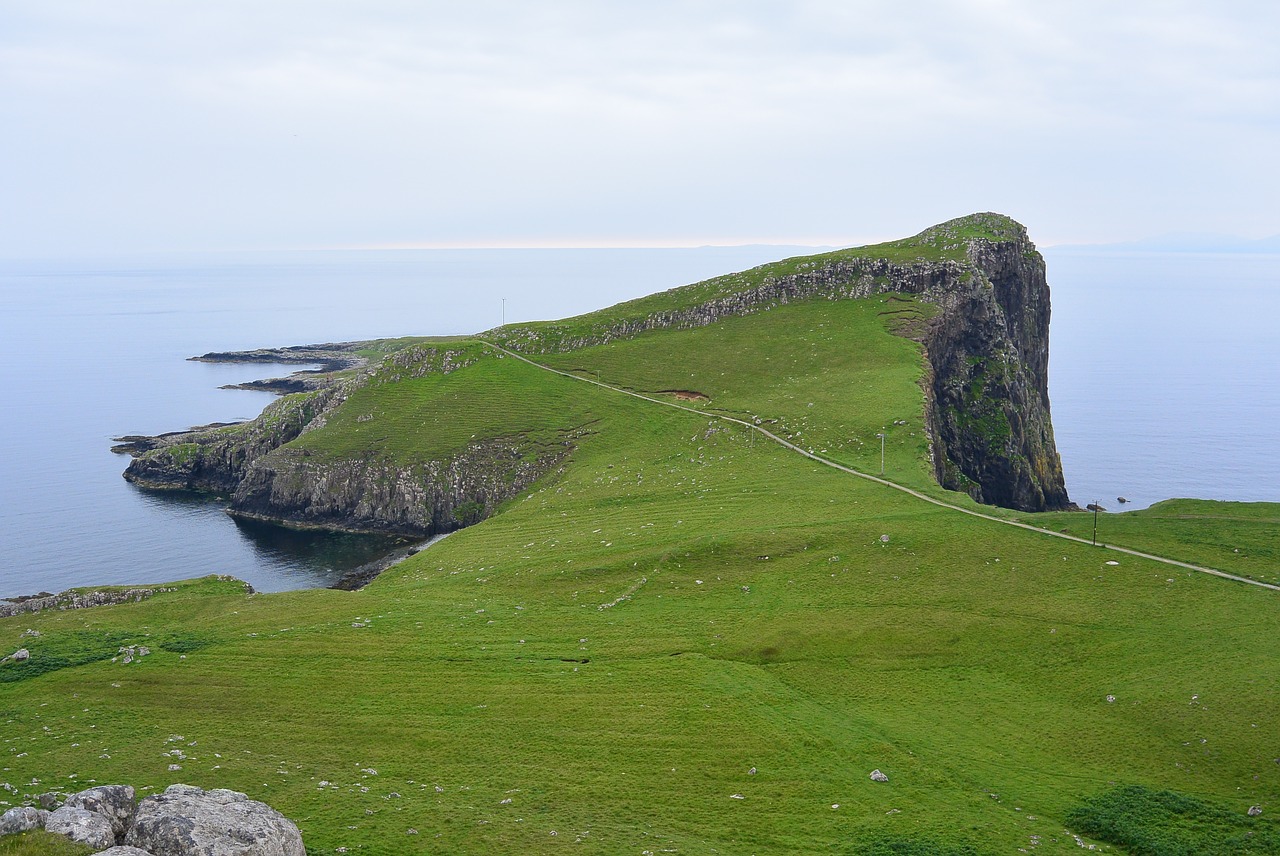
228;435;575;536
919;219;1071;511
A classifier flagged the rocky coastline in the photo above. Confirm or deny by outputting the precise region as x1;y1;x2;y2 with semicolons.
114;213;1073;571
114;344;564;547
193;341;371;393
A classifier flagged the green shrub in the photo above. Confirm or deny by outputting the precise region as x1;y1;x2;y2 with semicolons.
1066;784;1280;855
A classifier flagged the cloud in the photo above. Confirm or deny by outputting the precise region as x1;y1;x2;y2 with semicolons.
1;0;1278;253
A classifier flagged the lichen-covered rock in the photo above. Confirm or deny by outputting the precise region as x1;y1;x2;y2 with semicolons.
92;847;157;856
0;806;48;834
125;784;304;856
66;784;136;840
46;805;116;850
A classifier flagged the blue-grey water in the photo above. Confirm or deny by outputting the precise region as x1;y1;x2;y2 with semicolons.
1045;250;1280;512
1;247;1276;598
0;248;808;597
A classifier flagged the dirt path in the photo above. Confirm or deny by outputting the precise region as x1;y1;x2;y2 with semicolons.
482;341;1279;593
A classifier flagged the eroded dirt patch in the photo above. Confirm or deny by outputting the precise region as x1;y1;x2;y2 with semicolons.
655;389;710;402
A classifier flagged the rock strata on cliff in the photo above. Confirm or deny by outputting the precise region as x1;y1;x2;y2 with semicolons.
228;431;579;537
492;212;1071;511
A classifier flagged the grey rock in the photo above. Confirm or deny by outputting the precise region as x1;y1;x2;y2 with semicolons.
92;848;157;856
0;588;177;619
125;783;304;856
869;769;889;782
11;649;30;662
1249;805;1263;816
38;791;61;810
0;805;48;834
66;784;136;839
46;805;116;850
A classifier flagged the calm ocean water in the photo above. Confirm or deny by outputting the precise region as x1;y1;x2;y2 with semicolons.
1;247;1276;598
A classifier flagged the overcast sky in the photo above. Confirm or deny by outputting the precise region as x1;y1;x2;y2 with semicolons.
3;1;1278;255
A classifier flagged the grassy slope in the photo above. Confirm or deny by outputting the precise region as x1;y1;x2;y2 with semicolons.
1028;500;1280;585
533;293;948;497
0;832;93;856
4;292;1279;854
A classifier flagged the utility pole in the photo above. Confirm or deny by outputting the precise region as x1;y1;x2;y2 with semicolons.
1092;500;1099;547
876;431;886;475
501;298;506;326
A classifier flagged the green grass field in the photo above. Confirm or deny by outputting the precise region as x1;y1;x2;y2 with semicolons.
3;281;1278;854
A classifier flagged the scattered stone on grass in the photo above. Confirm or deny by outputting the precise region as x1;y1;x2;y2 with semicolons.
869;769;889;782
1249;805;1263;816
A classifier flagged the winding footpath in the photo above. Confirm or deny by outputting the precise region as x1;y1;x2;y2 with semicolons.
483;340;1279;593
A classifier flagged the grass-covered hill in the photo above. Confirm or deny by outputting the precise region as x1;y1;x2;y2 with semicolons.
4;219;1280;855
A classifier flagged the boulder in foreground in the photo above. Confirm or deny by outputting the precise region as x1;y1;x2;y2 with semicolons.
125;784;304;856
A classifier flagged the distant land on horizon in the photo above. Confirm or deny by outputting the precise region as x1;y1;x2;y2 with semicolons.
1047;232;1280;254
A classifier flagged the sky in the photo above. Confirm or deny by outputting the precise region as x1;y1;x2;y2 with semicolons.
3;1;1279;255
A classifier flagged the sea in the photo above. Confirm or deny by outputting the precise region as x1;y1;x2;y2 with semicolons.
1;246;1277;598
